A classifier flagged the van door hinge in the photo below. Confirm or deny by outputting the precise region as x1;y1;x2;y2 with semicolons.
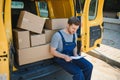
0;54;8;58
0;54;8;61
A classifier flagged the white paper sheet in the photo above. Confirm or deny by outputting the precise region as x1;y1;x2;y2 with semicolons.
70;55;86;59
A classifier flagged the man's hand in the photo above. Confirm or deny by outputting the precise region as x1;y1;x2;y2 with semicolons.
64;55;72;62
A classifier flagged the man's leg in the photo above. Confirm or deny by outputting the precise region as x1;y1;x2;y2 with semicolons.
73;58;93;80
54;58;85;80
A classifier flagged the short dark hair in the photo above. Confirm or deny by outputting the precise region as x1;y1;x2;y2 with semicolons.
68;17;80;26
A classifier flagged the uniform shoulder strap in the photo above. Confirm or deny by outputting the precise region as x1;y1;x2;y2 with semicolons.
73;34;76;42
58;31;65;42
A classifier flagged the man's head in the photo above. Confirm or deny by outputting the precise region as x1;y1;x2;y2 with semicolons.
67;17;80;34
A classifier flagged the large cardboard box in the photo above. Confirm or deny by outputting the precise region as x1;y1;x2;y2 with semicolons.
13;29;30;49
45;18;68;30
31;33;46;47
17;11;45;34
45;29;59;43
17;44;53;65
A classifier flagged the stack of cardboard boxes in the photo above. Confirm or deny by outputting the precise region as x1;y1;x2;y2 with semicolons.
13;11;68;65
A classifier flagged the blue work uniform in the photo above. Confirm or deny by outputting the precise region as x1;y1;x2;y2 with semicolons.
54;31;93;80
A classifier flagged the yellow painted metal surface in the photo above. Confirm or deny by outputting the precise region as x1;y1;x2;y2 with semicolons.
81;0;90;52
87;0;104;52
35;1;40;16
81;0;104;52
0;0;10;80
4;0;12;45
47;0;74;18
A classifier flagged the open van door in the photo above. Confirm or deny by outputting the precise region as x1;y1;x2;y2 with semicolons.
0;0;11;80
80;0;104;52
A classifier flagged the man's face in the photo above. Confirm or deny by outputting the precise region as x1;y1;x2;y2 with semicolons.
67;24;79;34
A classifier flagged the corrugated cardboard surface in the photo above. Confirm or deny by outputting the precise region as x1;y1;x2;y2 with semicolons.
45;18;68;30
17;44;53;65
45;29;59;43
13;29;30;49
31;33;46;46
17;11;45;33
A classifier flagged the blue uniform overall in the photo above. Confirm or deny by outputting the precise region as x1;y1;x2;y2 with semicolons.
54;31;93;80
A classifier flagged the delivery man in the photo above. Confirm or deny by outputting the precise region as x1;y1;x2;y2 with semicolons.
50;17;93;80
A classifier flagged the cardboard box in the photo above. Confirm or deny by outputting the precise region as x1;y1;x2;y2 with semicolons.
45;29;59;43
13;29;30;49
17;11;45;33
31;33;46;46
17;44;53;65
45;18;68;30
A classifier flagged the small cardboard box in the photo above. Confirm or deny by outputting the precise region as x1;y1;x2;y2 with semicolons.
45;18;68;30
17;44;53;65
17;11;45;34
45;29;59;43
13;29;30;49
31;33;46;47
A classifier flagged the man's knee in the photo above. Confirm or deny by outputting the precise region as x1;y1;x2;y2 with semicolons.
88;63;93;71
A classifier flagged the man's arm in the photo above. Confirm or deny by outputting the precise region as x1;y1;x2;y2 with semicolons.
50;47;72;62
50;47;66;59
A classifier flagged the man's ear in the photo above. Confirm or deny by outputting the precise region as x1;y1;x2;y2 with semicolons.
66;24;70;28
